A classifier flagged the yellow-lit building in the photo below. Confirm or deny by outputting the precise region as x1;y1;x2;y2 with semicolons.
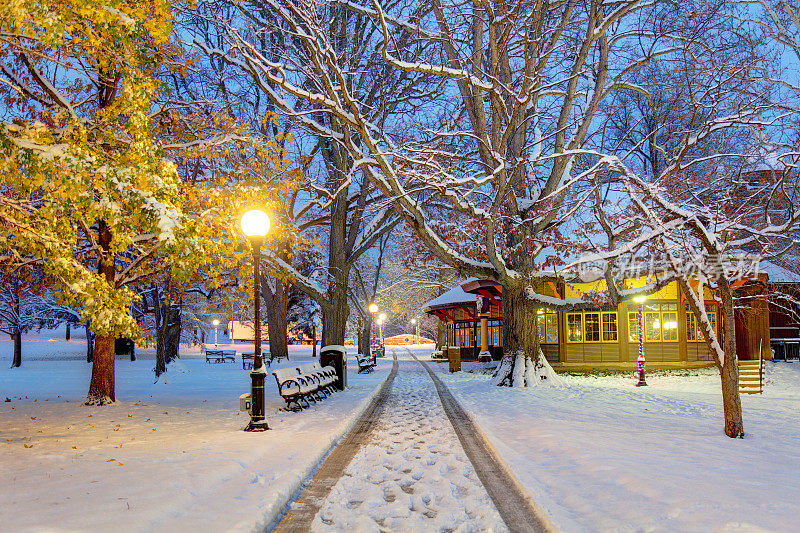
422;276;770;368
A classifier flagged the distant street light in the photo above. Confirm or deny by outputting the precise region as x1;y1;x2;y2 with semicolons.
633;295;647;387
241;209;271;432
369;303;378;364
212;319;220;346
410;317;420;345
378;313;386;356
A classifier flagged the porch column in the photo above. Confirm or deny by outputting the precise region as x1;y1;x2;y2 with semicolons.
480;317;489;353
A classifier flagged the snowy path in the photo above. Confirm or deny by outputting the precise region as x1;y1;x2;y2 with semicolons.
306;355;507;532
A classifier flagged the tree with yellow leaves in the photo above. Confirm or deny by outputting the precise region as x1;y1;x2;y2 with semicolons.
0;1;202;403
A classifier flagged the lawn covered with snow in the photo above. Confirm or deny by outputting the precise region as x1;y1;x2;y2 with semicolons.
427;349;800;532
0;329;391;532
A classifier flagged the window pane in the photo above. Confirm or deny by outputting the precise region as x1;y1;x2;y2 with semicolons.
645;312;661;341
546;314;558;343
567;314;582;342
628;312;639;342
662;311;678;341
538;314;546;343
686;313;696;341
585;313;600;342
602;312;618;341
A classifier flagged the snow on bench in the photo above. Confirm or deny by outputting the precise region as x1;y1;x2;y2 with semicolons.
273;363;342;411
355;353;374;373
297;362;336;396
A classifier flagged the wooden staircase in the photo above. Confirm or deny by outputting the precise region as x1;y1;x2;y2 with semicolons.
738;359;764;394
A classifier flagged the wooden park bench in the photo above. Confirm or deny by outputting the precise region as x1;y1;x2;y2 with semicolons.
205;349;236;364
297;362;336;398
273;367;315;411
242;351;271;370
273;362;342;411
355;353;374;374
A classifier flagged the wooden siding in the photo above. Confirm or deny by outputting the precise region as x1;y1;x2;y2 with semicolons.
542;344;560;364
735;283;771;360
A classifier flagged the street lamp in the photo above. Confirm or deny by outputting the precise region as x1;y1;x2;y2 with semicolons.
241;209;270;432
633;295;647;387
378;313;386;357
212;319;220;346
410;318;417;345
368;303;378;364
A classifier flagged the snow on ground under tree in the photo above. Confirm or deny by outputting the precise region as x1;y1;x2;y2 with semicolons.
0;329;390;532
431;351;800;532
2;334;800;532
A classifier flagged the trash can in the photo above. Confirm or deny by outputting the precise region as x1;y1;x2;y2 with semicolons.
115;338;135;357
320;344;347;390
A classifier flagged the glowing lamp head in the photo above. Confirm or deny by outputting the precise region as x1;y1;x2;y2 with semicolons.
378;313;386;322
212;319;220;326
240;209;270;238
633;295;646;304
368;303;379;314
411;319;416;324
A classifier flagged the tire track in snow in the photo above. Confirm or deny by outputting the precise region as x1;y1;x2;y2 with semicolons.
413;352;556;533
272;353;399;533
305;354;506;532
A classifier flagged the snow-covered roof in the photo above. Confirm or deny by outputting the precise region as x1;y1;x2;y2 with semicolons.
422;278;477;311
760;261;800;283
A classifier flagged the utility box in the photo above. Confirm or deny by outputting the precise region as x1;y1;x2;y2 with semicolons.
239;393;252;413
320;345;347;390
449;348;461;373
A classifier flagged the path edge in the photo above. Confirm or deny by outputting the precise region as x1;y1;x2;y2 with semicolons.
268;353;399;532
415;354;558;533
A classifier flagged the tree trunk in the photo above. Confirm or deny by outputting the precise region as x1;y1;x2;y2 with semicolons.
87;334;115;404
312;324;317;357
359;318;371;357
263;276;289;361
85;323;94;362
66;322;71;340
154;290;166;378
11;328;21;368
164;305;181;364
86;220;116;404
436;321;446;350
321;292;349;347
492;280;541;387
719;282;744;438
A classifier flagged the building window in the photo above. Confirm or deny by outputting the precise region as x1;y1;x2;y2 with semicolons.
488;319;502;346
628;312;640;342
633;303;680;342
644;306;661;341
686;312;696;341
567;313;582;342
686;304;717;341
536;310;558;343
662;306;678;341
602;312;618;342
584;312;601;342
453;321;476;347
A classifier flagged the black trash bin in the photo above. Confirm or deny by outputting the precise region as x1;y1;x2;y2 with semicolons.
320;345;347;390
115;338;135;358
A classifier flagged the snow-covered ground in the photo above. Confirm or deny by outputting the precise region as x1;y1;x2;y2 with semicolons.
4;333;799;532
311;359;505;532
427;348;800;532
0;328;391;532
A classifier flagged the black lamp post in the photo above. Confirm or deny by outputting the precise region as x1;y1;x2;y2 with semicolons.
241;209;271;432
